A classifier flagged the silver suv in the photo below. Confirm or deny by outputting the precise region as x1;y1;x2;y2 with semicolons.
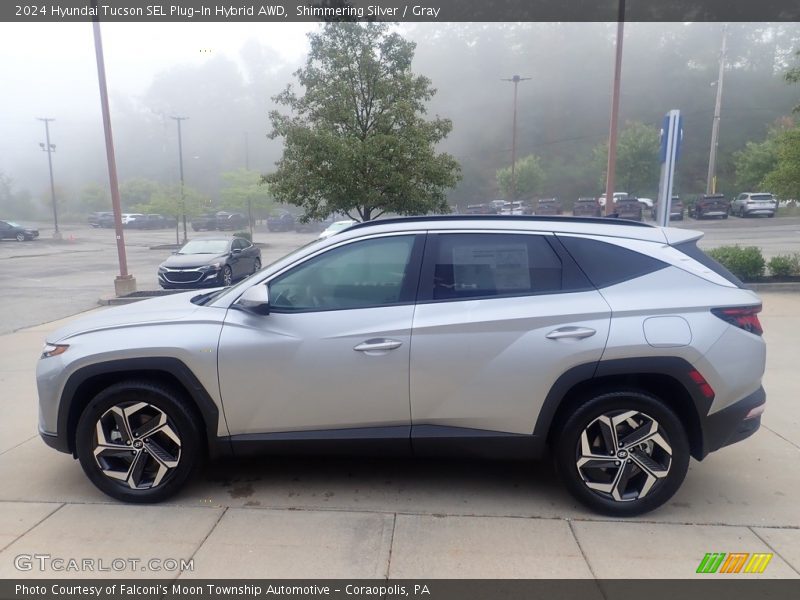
36;216;766;516
731;192;778;218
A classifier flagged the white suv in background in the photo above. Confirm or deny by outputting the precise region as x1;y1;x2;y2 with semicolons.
731;192;778;218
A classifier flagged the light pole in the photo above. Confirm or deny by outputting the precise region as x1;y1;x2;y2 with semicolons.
706;24;728;195
37;118;61;239
170;116;189;244
91;4;136;295
501;75;531;200
604;0;626;216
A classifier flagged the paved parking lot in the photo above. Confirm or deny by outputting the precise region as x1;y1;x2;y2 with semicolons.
0;292;798;579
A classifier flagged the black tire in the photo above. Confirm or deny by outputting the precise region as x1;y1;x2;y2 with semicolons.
554;390;690;517
75;380;203;503
722;213;728;219
252;258;261;274
221;265;233;286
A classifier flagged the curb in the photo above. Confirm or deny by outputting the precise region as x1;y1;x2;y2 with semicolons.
746;282;800;293
98;290;187;306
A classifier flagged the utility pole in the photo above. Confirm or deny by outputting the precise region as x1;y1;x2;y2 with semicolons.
91;2;136;295
37;118;61;239
170;116;189;244
604;0;626;216
706;24;728;195
501;75;531;201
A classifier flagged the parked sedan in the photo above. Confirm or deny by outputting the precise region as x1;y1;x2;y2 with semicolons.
158;236;261;289
0;220;39;241
267;211;296;232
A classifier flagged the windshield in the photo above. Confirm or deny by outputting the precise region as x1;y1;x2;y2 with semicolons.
178;240;229;255
6;221;21;227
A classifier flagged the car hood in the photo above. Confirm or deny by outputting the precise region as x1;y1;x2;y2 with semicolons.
47;290;220;342
160;253;227;268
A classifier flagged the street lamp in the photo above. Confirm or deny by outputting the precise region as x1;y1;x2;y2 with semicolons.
37;117;61;239
501;75;531;200
170;116;189;244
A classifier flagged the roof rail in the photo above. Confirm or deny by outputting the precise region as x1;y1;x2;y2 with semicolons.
345;214;655;231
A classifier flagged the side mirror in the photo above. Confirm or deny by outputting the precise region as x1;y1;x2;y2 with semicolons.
232;248;242;254
235;284;270;314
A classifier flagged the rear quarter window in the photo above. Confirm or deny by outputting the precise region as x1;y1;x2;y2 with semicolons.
556;235;668;288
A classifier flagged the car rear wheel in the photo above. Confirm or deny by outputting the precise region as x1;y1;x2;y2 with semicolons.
75;381;202;503
554;390;690;516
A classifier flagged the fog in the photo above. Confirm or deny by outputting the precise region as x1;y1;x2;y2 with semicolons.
2;21;799;218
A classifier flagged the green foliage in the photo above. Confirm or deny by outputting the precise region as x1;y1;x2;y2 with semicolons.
78;183;110;213
767;253;800;277
264;22;461;222
707;246;766;281
496;154;545;199
120;179;162;211
733;131;781;191
233;231;252;242
786;49;800;114
763;128;800;203
134;184;211;220
593;122;660;196
219;169;273;219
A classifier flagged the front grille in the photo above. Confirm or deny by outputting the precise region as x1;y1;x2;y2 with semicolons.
162;269;204;284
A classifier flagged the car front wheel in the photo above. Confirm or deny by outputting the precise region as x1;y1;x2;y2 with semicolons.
15;232;26;242
75;381;202;503
554;390;690;516
221;265;233;286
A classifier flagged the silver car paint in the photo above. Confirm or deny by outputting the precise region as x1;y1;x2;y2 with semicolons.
409;290;611;435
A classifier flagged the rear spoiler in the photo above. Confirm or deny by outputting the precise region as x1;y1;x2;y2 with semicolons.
662;228;703;246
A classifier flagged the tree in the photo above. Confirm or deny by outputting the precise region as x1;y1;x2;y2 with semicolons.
264;22;461;222
763;127;800;201
496;155;545;199
134;184;210;220
120;178;161;211
786;49;800;113
219;169;274;222
733;127;784;191
593;122;661;196
78;183;110;213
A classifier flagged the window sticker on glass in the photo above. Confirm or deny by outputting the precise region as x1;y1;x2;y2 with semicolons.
452;243;531;291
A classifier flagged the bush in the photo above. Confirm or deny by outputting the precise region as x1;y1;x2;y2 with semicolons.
706;246;765;281
768;253;800;277
233;231;252;242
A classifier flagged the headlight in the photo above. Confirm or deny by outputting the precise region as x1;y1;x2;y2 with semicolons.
200;263;223;271
42;343;69;359
158;266;167;272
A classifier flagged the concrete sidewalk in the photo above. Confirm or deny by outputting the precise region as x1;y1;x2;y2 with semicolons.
1;294;799;579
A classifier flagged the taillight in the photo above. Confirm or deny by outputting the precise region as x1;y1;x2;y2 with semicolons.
688;369;715;400
711;305;763;336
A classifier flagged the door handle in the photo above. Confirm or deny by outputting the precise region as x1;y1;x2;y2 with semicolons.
546;327;597;340
353;338;403;352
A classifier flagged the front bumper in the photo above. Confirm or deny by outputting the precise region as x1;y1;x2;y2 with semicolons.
158;268;222;288
700;386;765;458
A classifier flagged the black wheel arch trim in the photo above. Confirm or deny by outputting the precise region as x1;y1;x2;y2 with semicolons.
534;357;715;460
54;357;226;458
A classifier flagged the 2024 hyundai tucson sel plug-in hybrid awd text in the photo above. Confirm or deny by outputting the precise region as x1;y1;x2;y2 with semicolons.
36;216;766;516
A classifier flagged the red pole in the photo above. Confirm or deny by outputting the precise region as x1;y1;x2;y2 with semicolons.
604;0;626;215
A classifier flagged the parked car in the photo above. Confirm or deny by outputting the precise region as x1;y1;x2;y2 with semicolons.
465;203;497;215
638;198;655;211
0;220;39;241
731;193;777;218
37;215;766;516
614;197;643;221
267;211;296;232
572;197;602;218
120;213;144;227
124;214;151;229
319;219;357;239
690;194;730;220
97;213;115;228
129;214;176;229
294;218;331;233
216;212;248;231
651;196;684;221
535;198;563;216
598;192;628;208
157;236;261;289
88;212;112;228
191;213;218;231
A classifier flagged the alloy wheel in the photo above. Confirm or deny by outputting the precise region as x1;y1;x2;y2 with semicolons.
222;266;232;286
92;402;181;489
575;410;672;502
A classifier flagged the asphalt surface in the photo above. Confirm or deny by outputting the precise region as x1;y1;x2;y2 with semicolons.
0;215;798;336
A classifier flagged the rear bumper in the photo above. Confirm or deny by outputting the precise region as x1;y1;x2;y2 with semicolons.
700;386;765;458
